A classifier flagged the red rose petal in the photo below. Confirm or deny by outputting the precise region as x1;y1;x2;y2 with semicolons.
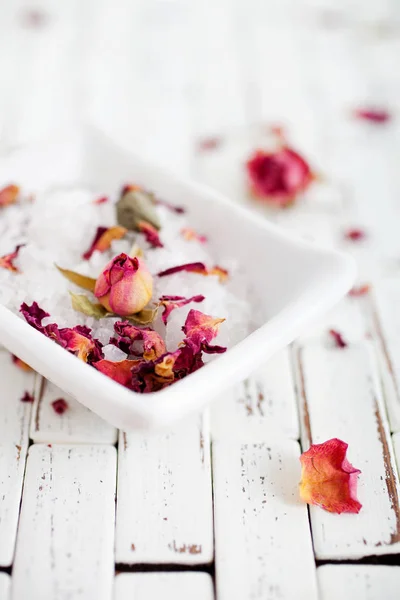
20;391;34;403
344;228;366;242
182;309;226;354
114;322;166;361
51;398;69;415
0;244;24;273
196;137;222;152
299;438;362;514
158;294;205;325
158;262;208;277
354;108;391;124
138;220;163;248
94;359;140;387
329;329;348;348
181;228;207;243
82;225;127;260
349;284;370;297
93;195;108;205
154;198;185;214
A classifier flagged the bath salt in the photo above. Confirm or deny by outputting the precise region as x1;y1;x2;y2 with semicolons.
0;183;249;393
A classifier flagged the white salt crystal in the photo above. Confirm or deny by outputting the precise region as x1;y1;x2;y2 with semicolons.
102;344;127;362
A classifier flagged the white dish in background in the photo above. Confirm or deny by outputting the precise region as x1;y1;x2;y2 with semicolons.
0;127;355;430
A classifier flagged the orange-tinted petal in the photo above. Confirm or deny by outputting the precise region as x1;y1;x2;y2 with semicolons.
181;228;207;243
94;359;140;387
0;244;24;272
182;309;225;354
12;355;33;372
0;184;19;207
208;265;229;282
138;220;163;248
92;195;108;205
158;294;205;324
83;226;127;260
299;438;362;514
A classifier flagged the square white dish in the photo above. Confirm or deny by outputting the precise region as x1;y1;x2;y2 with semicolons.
0;127;355;430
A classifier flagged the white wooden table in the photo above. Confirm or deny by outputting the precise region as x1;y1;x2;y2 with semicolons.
1;1;400;598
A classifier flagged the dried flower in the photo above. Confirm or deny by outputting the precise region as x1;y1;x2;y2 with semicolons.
181;228;207;243
82;226;127;260
20;391;34;403
93;196;108;205
158;295;205;324
329;329;348;348
348;284;370;297
158;262;229;282
246;147;314;207
20;302;103;364
94;253;153;316
12;355;33;372
0;184;20;207
354;108;391;124
138;220;163;248
114;322;166;361
94;359;140;386
51;398;68;415
299;438;362;514
182;309;226;354
196;137;222;152
344;228;366;242
0;245;24;273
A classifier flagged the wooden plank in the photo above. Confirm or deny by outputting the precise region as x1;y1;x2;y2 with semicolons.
12;444;116;600
30;377;117;444
0;573;11;600
114;572;214;600
213;439;318;600
318;565;400;600
297;341;400;559
371;278;400;432
0;352;34;567
211;348;299;441
115;414;213;565
393;432;400;473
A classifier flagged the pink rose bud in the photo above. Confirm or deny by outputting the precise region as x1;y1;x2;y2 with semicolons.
94;253;153;316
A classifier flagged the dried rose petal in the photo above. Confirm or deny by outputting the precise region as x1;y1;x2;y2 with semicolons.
329;329;348;348
344;228;366;242
0;244;24;272
138;220;164;248
196;137;221;152
0;184;19;207
51;398;68;415
246;147;314;207
83;226;127;260
58;325;103;364
354;108;391;124
299;438;362;514
20;391;34;403
154;198;185;214
95;253;153;316
158;294;205;325
181;228;207;243
182;309;225;354
158;262;228;282
20;302;103;363
349;284;370;297
114;321;166;361
20;9;48;28
12;355;33;372
93;195;108;205
94;359;140;387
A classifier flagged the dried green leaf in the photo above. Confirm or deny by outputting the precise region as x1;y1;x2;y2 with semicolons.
56;265;96;292
125;307;158;325
69;292;107;319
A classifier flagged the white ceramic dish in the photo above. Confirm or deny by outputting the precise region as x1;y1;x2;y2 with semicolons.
0;127;355;430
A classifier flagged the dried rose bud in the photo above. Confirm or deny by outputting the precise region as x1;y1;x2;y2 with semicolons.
94;253;153;316
246;147;314;207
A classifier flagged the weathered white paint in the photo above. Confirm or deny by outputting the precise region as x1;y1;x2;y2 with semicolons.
30;377;117;444
297;342;400;559
12;445;117;600
115;414;213;565
213;439;318;600
114;572;214;600
318;565;400;600
371;278;400;432
0;352;34;567
0;573;11;600
212;348;299;441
